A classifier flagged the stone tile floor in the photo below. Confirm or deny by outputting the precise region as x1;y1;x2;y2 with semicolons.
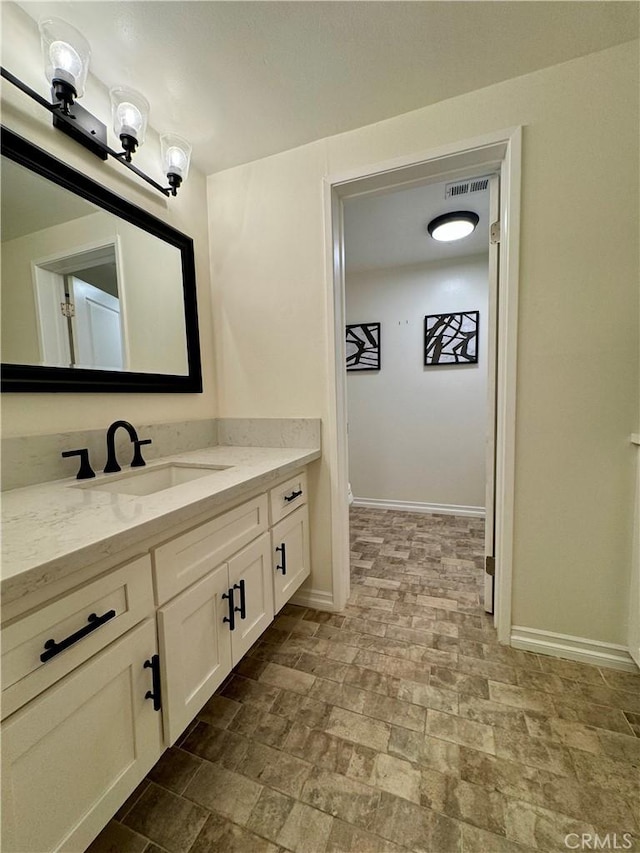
89;508;640;853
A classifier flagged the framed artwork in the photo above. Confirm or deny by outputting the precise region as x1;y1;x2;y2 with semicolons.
346;322;380;371
424;311;479;366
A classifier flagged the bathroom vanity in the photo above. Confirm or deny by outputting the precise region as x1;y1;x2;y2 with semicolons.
0;443;319;852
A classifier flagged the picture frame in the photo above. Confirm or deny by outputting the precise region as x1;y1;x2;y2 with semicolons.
346;322;381;371
424;311;479;366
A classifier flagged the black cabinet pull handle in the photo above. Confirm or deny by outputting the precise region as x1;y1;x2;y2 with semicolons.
222;588;235;631
233;579;247;620
40;609;116;662
284;489;303;503
144;654;162;711
276;543;287;575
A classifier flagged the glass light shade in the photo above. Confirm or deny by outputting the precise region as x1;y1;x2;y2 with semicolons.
39;17;90;97
427;212;479;242
160;134;192;181
110;87;150;145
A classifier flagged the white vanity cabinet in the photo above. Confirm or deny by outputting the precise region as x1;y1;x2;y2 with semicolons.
157;532;273;745
227;533;274;662
1;465;313;853
1;618;162;853
272;506;311;614
157;562;233;746
1;555;155;719
269;471;311;613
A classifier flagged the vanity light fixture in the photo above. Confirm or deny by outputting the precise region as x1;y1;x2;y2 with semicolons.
0;17;191;198
39;17;90;116
427;211;479;242
110;87;150;163
160;134;192;196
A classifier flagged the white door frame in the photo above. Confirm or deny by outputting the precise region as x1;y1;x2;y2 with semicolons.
31;237;129;369
323;127;522;643
484;174;500;614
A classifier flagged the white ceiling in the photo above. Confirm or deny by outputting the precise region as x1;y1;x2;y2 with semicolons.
344;175;490;273
14;1;639;175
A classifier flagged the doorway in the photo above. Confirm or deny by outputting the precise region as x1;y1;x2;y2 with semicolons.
324;128;521;643
342;173;496;611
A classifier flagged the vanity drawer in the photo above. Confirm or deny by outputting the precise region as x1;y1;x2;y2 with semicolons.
1;555;154;719
153;494;269;604
270;471;307;524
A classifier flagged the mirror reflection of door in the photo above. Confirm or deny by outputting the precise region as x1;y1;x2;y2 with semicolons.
34;245;125;370
70;276;123;370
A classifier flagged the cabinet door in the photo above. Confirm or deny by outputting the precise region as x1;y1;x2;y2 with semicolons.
1;619;162;853
157;563;232;745
228;533;274;664
271;505;311;614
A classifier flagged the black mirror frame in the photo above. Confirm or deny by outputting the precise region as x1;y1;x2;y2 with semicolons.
1;126;203;393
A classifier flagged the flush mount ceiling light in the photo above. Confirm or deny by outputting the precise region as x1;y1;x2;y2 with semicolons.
0;17;191;198
427;211;479;242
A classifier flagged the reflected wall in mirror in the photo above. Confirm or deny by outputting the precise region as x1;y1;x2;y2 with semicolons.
1;128;202;392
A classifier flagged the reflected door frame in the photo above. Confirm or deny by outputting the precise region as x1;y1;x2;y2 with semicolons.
31;237;129;369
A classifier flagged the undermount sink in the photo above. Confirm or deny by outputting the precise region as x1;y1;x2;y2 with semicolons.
74;463;231;497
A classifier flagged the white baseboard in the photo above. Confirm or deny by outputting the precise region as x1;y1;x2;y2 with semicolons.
511;626;639;673
352;497;485;518
289;588;338;612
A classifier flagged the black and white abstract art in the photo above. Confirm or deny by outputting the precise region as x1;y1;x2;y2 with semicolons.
424;311;479;366
346;322;381;371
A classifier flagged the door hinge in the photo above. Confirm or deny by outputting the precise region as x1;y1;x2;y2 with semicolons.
485;555;495;577
490;220;501;244
60;302;75;318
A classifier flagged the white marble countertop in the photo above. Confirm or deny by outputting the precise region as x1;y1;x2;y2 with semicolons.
1;444;320;606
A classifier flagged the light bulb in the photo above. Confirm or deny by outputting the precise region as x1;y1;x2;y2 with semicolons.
110;87;150;152
39;17;90;98
160;133;192;195
167;146;188;173
116;102;143;137
49;40;82;84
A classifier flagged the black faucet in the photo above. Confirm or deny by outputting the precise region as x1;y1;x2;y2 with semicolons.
104;420;152;473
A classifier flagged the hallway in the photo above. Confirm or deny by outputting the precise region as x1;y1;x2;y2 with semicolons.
90;508;640;853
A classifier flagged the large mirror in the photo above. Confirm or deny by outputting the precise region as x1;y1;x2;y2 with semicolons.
1;127;202;392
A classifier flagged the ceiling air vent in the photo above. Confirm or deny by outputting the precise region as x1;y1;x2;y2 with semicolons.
445;176;490;199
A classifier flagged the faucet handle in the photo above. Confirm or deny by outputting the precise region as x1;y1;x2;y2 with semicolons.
62;448;96;480
131;438;152;468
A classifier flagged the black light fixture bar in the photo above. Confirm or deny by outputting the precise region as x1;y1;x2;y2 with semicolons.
1;66;173;197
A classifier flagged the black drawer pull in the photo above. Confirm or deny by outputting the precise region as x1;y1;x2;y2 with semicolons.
144;654;162;711
40;609;116;662
234;579;247;620
222;588;235;631
284;489;303;503
276;543;287;575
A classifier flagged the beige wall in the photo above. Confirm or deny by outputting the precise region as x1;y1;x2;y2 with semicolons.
208;41;639;645
1;3;215;436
